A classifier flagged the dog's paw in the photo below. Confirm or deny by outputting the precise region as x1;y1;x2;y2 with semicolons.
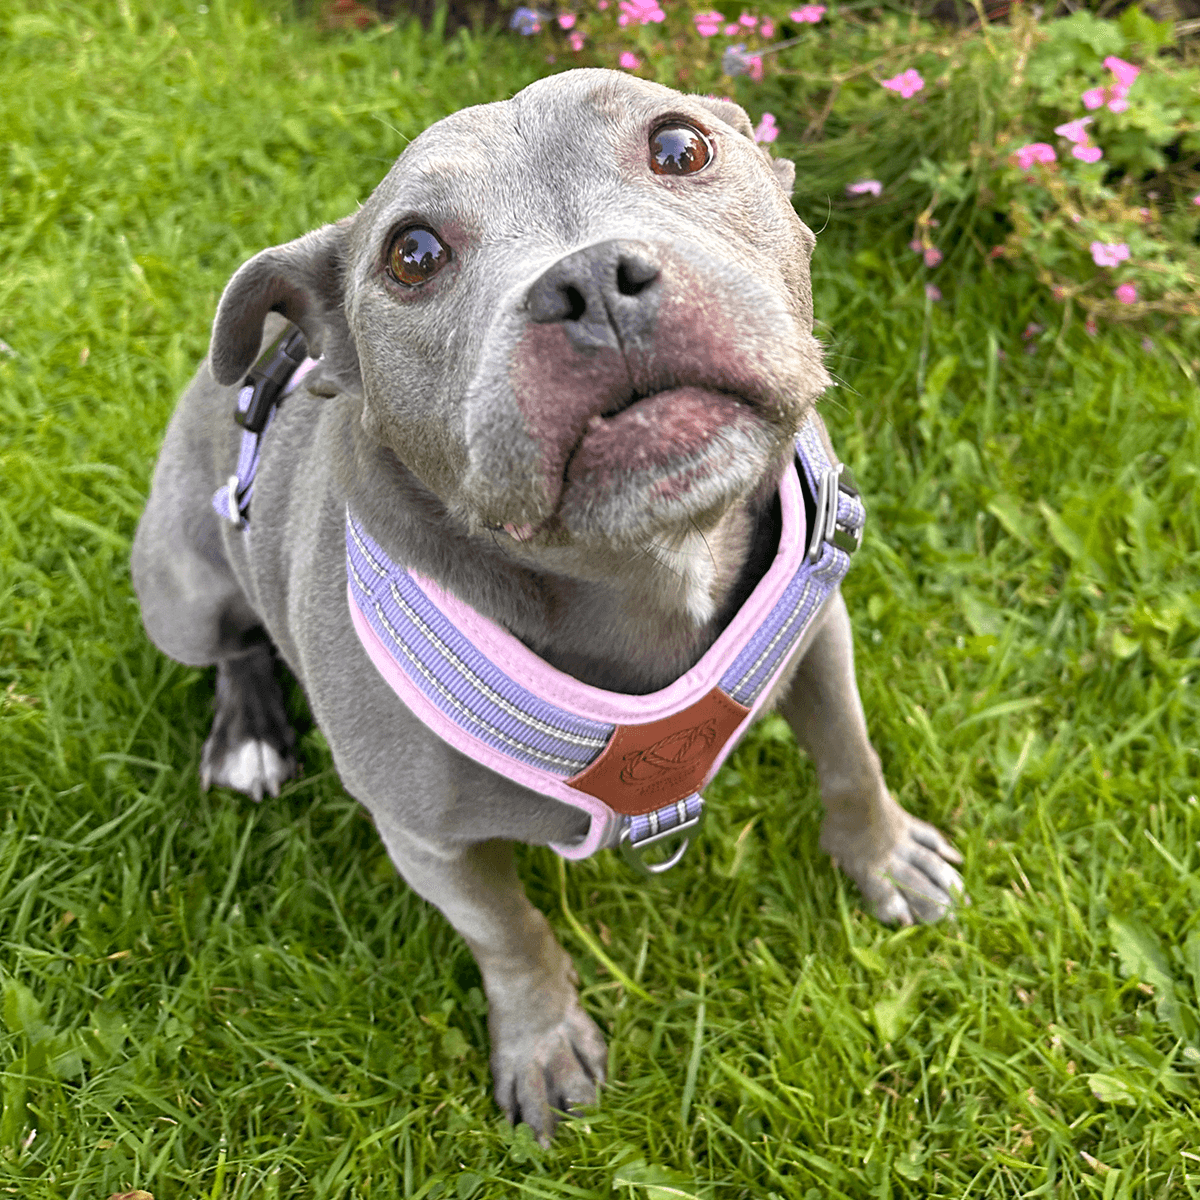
201;736;295;801
200;646;297;801
827;810;965;926
492;998;607;1146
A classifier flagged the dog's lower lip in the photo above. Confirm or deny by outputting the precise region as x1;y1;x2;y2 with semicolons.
565;387;762;486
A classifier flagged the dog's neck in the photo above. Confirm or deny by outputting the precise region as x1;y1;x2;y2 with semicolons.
342;426;782;696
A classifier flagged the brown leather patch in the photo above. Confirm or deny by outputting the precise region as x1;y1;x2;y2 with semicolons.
567;688;750;816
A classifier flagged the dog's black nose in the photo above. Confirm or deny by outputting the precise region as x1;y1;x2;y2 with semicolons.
526;241;661;353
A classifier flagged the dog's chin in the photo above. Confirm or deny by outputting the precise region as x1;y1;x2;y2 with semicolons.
552;388;785;543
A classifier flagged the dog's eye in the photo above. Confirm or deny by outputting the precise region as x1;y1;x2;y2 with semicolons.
386;226;450;287
649;123;712;177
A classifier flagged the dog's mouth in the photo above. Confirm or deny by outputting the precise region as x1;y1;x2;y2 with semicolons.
564;385;760;484
528;383;781;542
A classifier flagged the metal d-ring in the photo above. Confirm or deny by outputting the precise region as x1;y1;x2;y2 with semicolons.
618;804;706;877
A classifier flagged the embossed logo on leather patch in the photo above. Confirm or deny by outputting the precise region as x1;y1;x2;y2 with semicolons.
567;688;749;816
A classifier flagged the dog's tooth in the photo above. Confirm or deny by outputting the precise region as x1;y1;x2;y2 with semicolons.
503;522;535;542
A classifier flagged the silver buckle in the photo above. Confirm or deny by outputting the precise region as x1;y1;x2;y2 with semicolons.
806;464;861;562
619;803;706;877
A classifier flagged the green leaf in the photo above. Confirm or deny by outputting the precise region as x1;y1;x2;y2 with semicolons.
1038;500;1086;563
850;944;887;975
987;495;1036;546
1119;5;1175;52
873;975;922;1044
2;980;46;1042
1088;1073;1137;1105
612;1159;704;1199
1108;916;1183;1038
440;1027;469;1061
960;592;1006;639
1110;629;1140;659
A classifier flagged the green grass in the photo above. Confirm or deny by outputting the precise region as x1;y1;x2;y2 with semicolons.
2;2;1199;1196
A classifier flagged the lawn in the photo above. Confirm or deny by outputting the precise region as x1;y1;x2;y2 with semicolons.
1;2;1198;1197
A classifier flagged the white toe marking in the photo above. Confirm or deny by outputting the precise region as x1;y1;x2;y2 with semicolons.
213;740;290;798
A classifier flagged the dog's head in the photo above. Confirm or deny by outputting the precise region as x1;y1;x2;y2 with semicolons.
210;69;829;551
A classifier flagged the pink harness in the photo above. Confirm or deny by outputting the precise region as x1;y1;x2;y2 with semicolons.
216;331;865;873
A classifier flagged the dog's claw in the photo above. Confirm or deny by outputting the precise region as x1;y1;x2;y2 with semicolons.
492;1000;607;1145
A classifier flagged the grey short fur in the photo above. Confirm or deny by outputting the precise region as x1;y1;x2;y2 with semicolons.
132;69;962;1143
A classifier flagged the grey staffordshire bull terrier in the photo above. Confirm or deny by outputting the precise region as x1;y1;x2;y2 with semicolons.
132;68;963;1141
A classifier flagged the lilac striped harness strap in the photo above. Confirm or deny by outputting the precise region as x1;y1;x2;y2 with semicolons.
216;329;865;874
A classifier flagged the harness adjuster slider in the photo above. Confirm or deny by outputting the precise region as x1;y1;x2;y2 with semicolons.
807;463;862;562
234;325;309;434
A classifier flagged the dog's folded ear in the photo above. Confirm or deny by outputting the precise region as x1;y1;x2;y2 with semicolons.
209;218;360;388
692;95;797;197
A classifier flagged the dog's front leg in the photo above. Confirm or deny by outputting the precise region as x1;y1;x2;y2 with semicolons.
370;821;606;1141
779;593;964;924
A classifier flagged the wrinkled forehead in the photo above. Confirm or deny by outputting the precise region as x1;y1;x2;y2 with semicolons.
350;71;741;249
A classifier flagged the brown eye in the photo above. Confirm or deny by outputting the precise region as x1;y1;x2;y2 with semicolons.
649;123;712;176
387;226;450;286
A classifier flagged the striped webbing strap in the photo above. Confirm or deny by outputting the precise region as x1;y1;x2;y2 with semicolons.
213;327;319;528
346;425;865;874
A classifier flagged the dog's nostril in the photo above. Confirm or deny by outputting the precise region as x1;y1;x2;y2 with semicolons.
616;255;659;297
562;285;587;322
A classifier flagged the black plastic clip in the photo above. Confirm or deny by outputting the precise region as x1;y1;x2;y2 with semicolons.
234;325;309;434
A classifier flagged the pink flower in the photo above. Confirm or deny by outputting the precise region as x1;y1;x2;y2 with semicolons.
754;112;778;143
694;9;722;35
791;5;826;21
598;0;607;7
618;0;663;24
1141;336;1153;352
1082;59;1139;114
725;22;738;34
990;245;1005;259
1104;55;1140;88
882;68;925;98
569;29;584;49
1073;144;1102;164
748;55;763;82
1085;317;1098;336
558;12;576;27
1052;284;1066;300
1115;283;1137;304
739;11;758;26
619;50;641;69
760;19;774;36
1054;116;1092;145
909;238;923;252
923;246;943;268
925;284;942;301
1013;142;1056;170
1023;322;1043;339
847;179;883;196
1090;241;1130;268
